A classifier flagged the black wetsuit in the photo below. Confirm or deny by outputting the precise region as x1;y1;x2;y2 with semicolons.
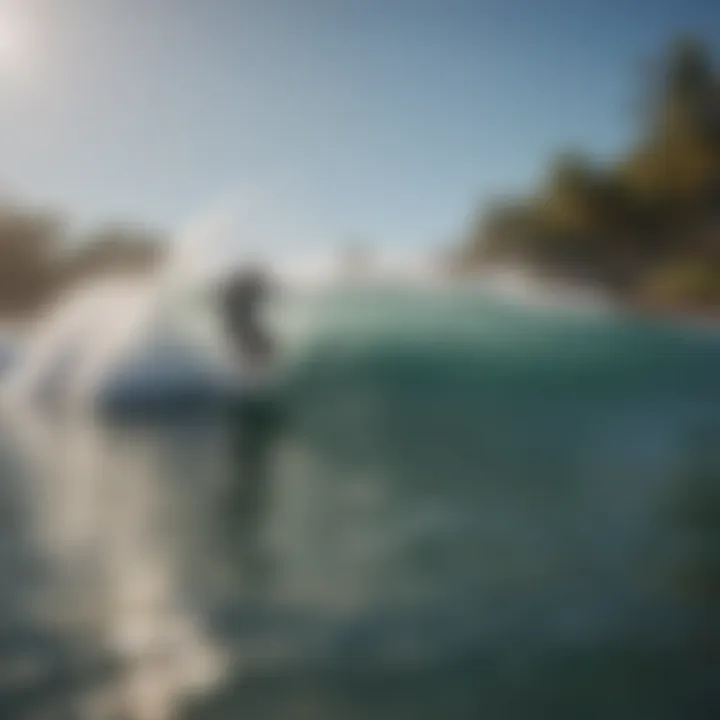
221;273;274;367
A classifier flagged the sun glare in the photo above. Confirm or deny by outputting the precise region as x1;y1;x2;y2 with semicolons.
0;13;28;74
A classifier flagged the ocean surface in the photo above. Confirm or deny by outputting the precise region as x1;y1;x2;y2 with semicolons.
1;285;719;719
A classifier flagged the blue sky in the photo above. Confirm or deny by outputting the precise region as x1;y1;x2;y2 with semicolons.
0;0;718;247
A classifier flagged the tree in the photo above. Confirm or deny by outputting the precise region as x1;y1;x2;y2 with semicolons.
460;36;720;311
0;206;65;317
62;225;166;284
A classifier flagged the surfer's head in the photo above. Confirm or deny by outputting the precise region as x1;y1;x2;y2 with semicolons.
222;267;270;309
220;266;275;366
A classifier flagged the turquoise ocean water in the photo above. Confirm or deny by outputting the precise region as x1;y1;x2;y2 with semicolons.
1;286;719;719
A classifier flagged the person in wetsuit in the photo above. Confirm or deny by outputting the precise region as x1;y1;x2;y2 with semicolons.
219;268;279;580
220;267;275;373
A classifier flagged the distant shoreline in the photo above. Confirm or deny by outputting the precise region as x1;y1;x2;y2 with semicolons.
455;266;720;326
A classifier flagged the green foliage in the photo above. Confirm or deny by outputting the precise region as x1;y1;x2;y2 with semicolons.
0;206;65;317
62;225;165;284
465;36;720;312
0;204;165;319
638;256;720;310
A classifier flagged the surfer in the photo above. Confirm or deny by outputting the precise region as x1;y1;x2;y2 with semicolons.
219;267;281;583
219;267;275;378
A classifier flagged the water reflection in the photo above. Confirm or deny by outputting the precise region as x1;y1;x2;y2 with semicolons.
1;361;720;718
0;408;230;720
221;399;282;586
